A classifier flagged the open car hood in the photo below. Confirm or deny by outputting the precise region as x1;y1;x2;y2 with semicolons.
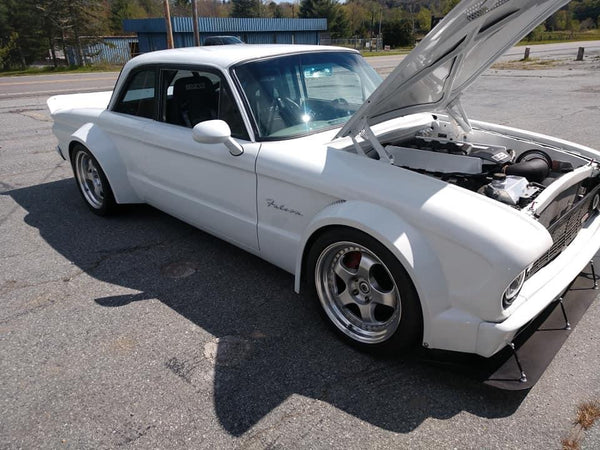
336;0;570;139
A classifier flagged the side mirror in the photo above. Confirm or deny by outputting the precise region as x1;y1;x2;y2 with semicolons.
192;120;244;156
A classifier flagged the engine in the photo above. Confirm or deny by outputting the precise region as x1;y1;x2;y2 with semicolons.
385;119;576;209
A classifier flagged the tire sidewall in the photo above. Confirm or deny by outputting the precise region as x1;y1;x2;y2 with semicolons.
70;144;115;216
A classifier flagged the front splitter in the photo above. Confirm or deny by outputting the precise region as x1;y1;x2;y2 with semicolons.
416;259;599;390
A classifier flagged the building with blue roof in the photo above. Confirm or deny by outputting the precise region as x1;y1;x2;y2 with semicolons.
123;17;328;53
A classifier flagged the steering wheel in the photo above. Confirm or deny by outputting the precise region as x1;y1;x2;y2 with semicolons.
277;97;304;124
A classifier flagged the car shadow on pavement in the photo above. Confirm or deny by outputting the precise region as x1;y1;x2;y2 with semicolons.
6;179;528;436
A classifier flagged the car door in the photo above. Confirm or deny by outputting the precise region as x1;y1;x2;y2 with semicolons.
110;66;259;253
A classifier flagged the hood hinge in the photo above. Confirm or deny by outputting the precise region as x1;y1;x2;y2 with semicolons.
350;118;394;164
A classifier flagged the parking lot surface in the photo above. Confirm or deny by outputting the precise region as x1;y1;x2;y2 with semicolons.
1;48;599;448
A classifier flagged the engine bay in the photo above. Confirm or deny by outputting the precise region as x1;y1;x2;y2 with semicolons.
388;137;566;208
378;117;600;219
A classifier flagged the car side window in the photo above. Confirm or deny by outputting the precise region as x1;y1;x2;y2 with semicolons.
114;69;156;119
162;69;248;140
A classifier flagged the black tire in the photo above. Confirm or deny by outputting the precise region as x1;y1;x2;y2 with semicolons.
307;228;422;353
70;144;116;216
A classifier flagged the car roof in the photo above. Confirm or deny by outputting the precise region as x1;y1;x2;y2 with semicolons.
126;44;356;71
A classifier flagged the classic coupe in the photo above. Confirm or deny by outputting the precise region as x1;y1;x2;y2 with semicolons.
48;0;600;364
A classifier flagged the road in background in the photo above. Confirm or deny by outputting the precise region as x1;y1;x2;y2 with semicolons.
1;41;599;449
368;40;600;77
1;40;598;98
499;39;600;61
0;72;118;98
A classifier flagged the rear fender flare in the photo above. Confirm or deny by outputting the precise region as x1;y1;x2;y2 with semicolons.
69;123;141;204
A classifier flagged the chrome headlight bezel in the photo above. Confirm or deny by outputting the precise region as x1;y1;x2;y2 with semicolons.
502;270;527;309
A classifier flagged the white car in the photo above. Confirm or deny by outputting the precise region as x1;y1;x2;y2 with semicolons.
48;0;599;362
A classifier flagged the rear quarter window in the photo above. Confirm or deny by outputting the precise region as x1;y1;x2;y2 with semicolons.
114;69;156;119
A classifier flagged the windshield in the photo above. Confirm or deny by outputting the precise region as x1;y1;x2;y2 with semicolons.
233;52;382;139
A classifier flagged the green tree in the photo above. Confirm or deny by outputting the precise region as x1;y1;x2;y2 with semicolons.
0;0;47;68
416;6;432;32
137;0;164;16
0;32;20;70
573;0;600;27
525;24;546;41
342;0;370;37
231;0;260;17
276;1;299;18
299;0;349;38
546;9;568;30
110;0;146;34
382;17;414;47
441;0;460;14
267;1;284;18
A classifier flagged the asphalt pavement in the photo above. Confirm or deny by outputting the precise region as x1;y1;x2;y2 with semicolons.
1;42;599;449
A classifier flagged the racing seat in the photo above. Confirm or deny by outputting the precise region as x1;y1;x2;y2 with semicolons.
172;76;218;127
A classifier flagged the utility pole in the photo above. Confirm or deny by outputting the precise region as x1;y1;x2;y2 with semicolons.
192;0;200;46
378;6;382;51
164;0;174;49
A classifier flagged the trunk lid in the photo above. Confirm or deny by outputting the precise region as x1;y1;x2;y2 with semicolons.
47;91;113;116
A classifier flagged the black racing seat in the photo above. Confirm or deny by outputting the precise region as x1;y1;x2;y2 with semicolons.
172;76;218;127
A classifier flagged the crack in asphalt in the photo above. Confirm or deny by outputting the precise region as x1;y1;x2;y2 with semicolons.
113;422;156;447
237;402;312;449
0;163;67;226
8;107;47;113
0;285;61;325
0;277;71;298
81;231;195;275
0;163;66;181
164;356;204;384
0;230;193;326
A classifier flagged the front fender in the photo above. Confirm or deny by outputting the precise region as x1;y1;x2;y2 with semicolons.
294;200;450;348
70;123;141;204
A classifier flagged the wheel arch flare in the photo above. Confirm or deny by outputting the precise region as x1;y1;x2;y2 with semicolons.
69;123;141;204
295;200;451;348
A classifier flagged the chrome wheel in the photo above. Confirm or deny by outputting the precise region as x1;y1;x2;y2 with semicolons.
315;241;402;344
74;150;104;209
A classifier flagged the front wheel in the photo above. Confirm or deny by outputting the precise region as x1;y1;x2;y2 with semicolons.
307;228;422;353
71;144;116;216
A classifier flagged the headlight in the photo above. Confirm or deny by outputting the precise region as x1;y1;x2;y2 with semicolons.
502;271;526;308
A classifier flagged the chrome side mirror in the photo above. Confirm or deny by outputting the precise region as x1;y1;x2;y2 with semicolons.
192;120;244;156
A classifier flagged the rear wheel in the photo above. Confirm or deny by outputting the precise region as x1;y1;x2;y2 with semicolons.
71;144;116;216
308;228;422;353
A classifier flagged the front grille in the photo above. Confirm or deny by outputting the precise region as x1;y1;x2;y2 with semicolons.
529;186;599;276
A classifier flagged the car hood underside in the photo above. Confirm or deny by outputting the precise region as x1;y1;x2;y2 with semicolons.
336;0;570;140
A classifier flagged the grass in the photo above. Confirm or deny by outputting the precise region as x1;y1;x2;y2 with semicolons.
361;47;412;57
562;438;580;450
575;401;600;430
362;30;599;57
518;29;600;46
561;401;600;450
0;63;121;77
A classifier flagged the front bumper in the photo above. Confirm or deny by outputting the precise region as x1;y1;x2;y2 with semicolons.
476;211;600;357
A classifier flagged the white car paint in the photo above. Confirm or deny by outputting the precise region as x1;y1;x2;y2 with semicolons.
47;0;600;358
